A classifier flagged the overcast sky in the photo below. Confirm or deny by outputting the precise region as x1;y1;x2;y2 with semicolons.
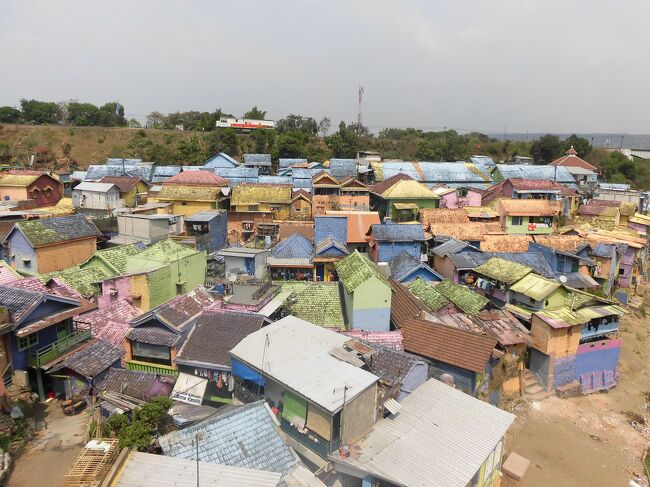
1;1;648;134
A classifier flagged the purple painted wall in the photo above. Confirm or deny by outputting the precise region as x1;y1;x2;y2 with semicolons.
98;276;132;309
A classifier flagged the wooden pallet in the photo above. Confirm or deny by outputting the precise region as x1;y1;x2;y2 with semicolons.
64;439;119;487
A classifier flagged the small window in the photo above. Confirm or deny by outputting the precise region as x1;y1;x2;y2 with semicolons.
619;268;625;275
18;333;38;351
249;205;259;212
56;322;68;334
511;216;523;226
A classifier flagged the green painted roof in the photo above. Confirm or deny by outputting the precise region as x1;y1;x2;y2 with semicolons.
231;184;292;206
473;257;532;285
433;279;489;315
408;277;450;312
509;273;561;301
157;185;221;202
283;282;345;329
87;244;144;274
40;265;112;298
335;251;389;293
132;238;198;262
15;214;101;247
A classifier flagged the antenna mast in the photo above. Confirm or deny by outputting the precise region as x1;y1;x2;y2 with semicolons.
357;85;364;128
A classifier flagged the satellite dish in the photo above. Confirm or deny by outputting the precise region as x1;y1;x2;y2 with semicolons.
559;275;568;283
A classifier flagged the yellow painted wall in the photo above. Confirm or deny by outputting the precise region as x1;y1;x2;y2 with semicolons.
0;187;28;201
130;274;152;311
170;200;216;217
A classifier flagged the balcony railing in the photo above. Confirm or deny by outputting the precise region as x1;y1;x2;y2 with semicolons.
125;359;179;376
29;328;92;367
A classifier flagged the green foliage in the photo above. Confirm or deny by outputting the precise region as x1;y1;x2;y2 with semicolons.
118;420;153;451
204;128;238;157
175;135;204;164
0;434;10;451
116;396;172;451
563;134;592;158
276;115;318;135
275;131;307;158
0;106;22;123
133;396;172;428
243;106;267;120
326;122;359;158
531;134;562;164
20;99;60;124
107;414;129;435
67;102;101;126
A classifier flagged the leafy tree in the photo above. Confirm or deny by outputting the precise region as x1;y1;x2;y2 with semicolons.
275;115;318;135
253;129;268;153
0;107;22;123
127;130;153;159
317;117;331;137
347;122;370;137
97;102;127;127
204;128;238;157
562;134;592;158
243;106;267;120
326;122;359;158
61;142;72;158
531;134;562;164
67;102;100;126
107;414;129;435
146;111;164;128
276;132;306;158
128;118;142;128
118;420;154;451
20;99;60;124
175;135;204;164
133;396;172;427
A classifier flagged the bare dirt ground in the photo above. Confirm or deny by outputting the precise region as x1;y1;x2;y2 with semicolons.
7;401;89;487
503;312;650;487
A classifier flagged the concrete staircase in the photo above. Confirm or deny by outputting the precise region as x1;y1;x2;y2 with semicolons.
523;370;553;401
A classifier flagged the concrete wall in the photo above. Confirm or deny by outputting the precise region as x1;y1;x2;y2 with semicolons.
167;200;216;217
575;338;621;377
341;384;376;445
351;277;391;331
6;230;37;274
117;216;169;243
72;187;121;210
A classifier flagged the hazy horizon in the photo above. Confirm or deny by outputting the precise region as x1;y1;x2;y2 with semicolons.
2;1;649;134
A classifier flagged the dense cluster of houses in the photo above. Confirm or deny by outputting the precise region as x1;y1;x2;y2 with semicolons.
0;147;646;486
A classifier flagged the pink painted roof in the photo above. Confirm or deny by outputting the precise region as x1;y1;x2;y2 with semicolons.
164;170;228;186
341;330;404;350
8;276;84;300
80;299;142;347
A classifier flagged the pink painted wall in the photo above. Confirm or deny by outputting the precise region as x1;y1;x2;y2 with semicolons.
98;276;132;308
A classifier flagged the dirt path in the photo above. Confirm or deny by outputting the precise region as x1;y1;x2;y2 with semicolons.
8;402;89;487
503;313;650;487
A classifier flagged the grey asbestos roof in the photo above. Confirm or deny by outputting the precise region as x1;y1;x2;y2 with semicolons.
85;164;153;182
329;159;357;179
213;167;259;186
159;400;299;475
279;158;307;169
243;154;272;166
127;326;180;347
378;162;492;188
258;176;293;185
370;223;425;242
107;158;143;165
151;166;182;182
432;238;473;257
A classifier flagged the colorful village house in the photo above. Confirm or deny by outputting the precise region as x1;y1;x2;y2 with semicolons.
627;212;650;238
363;346;429;403
593;182;644;207
124;286;215;376
276;281;345;330
574;204;621;229
529;236;599;290
203;152;239;168
496;198;562;235
289;189;312;220
173;310;269;407
96;266;173;311
243;153;272;175
550;146;599;187
335;251;392;331
0;285;95;400
472;257;536;308
267;232;314;281
110;213;178;246
324;210;380;254
367;222;426;264
229;316;379;467
99;176;149;207
78;299;141;349
313;216;349;281
431;238;483;282
153;170;230;217
0;170;63;208
426;219;488;249
125;238;207;297
464;205;500;224
311;172;370;216
330;378;515;487
216;247;268;280
230;183;293;220
389;250;443;283
370;173;439;222
176;209;227;253
432;184;484;209
71;182;123;218
3;214;102;275
80;243;145;277
528;291;626;394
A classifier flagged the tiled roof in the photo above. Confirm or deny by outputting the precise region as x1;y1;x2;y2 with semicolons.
81;300;141;347
231;184;292;206
243;153;272;165
314;216;347;245
532;235;589;253
485;252;555;279
163;170;228;186
314;236;349;257
0;173;40;187
473;257;532;284
100;368;173;401
371;173;414;195
586;199;621;208
480;235;532;253
50;339;123;378
131;286;214;332
14;215;101;247
268;233;314;264
40;266;112;298
284;282;344;329
329;159;357;179
389;279;429;327
0;261;20;285
157;185;222;201
9;276;81;299
389;251;442;282
508;178;565;191
368;347;426;386
408;278;450;312
428;223;487;242
510;273;561;301
0;285;44;323
86;243;145;274
341;330;404;350
400;316;497;372
336;251;389;293
419;208;470;225
99;176;146;192
370;223;426;242
279;158;307;168
176;310;266;368
377;179;438;199
550;151;597;171
577;205;619;217
438;309;529;346
128;326;180;346
433;280;489;315
160;401;299;475
324;211;380;244
132;238;198;262
498;199;562;216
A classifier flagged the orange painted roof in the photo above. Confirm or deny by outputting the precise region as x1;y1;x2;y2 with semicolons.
324;210;380;243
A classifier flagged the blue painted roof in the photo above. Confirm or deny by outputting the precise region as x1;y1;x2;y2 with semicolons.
370;223;426;242
204;152;239;168
496;165;576;187
270;233;314;259
468;155;496;167
159;401;298;475
598;183;631;191
243;154;272;165
258;176;292;185
292;168;326;179
314;237;349;257
449;250;556;278
330;159;357;179
591;243;617;258
378;161;492;188
432;238;476;256
315;216;347;245
213;167;259;186
85;164;153;182
279;158;307;169
151;166;182;182
291;178;312;190
389;251;443;282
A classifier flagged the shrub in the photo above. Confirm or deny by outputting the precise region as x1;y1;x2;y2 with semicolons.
107;414;129;435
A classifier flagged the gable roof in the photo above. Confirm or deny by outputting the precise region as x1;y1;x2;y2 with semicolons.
314;236;349;257
377;179;439;199
368;347;426;387
577;205;619;217
175;310;267;368
408;278;450;312
473;257;533;284
498;198;562;216
431;238;474;257
371;172;414;195
550;148;598;171
100;176;148;192
231;317;379;413
509;273;561;301
532;235;589;254
243;153;272;165
163;170;229;187
204;152;239;168
389;251;443;282
428;222;487;242
73;181;118;193
325;211;380;243
433;280;489;315
130;238;199;262
369;223;426;242
495;164;577;186
283;282;345;329
419;208;470;226
314;215;347;244
508;178;565;191
231;184;292;206
39;265;113;298
100;368;173;401
85;243;145;274
329;159;357;179
50;338;123;378
336;251;389;293
0;172;43;187
11;215;101;248
267;233;313;266
342;330;404;351
160;401;299;475
279;158;308;169
80;299;141;347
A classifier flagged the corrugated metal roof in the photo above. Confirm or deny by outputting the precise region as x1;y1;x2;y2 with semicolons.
334;378;515;487
113;451;281;487
329;159;357;179
279;158;308;168
432;238;473;257
370;223;426;242
229;316;378;413
509;273;561;300
73;182;117;192
243;153;272;165
496;164;576;187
